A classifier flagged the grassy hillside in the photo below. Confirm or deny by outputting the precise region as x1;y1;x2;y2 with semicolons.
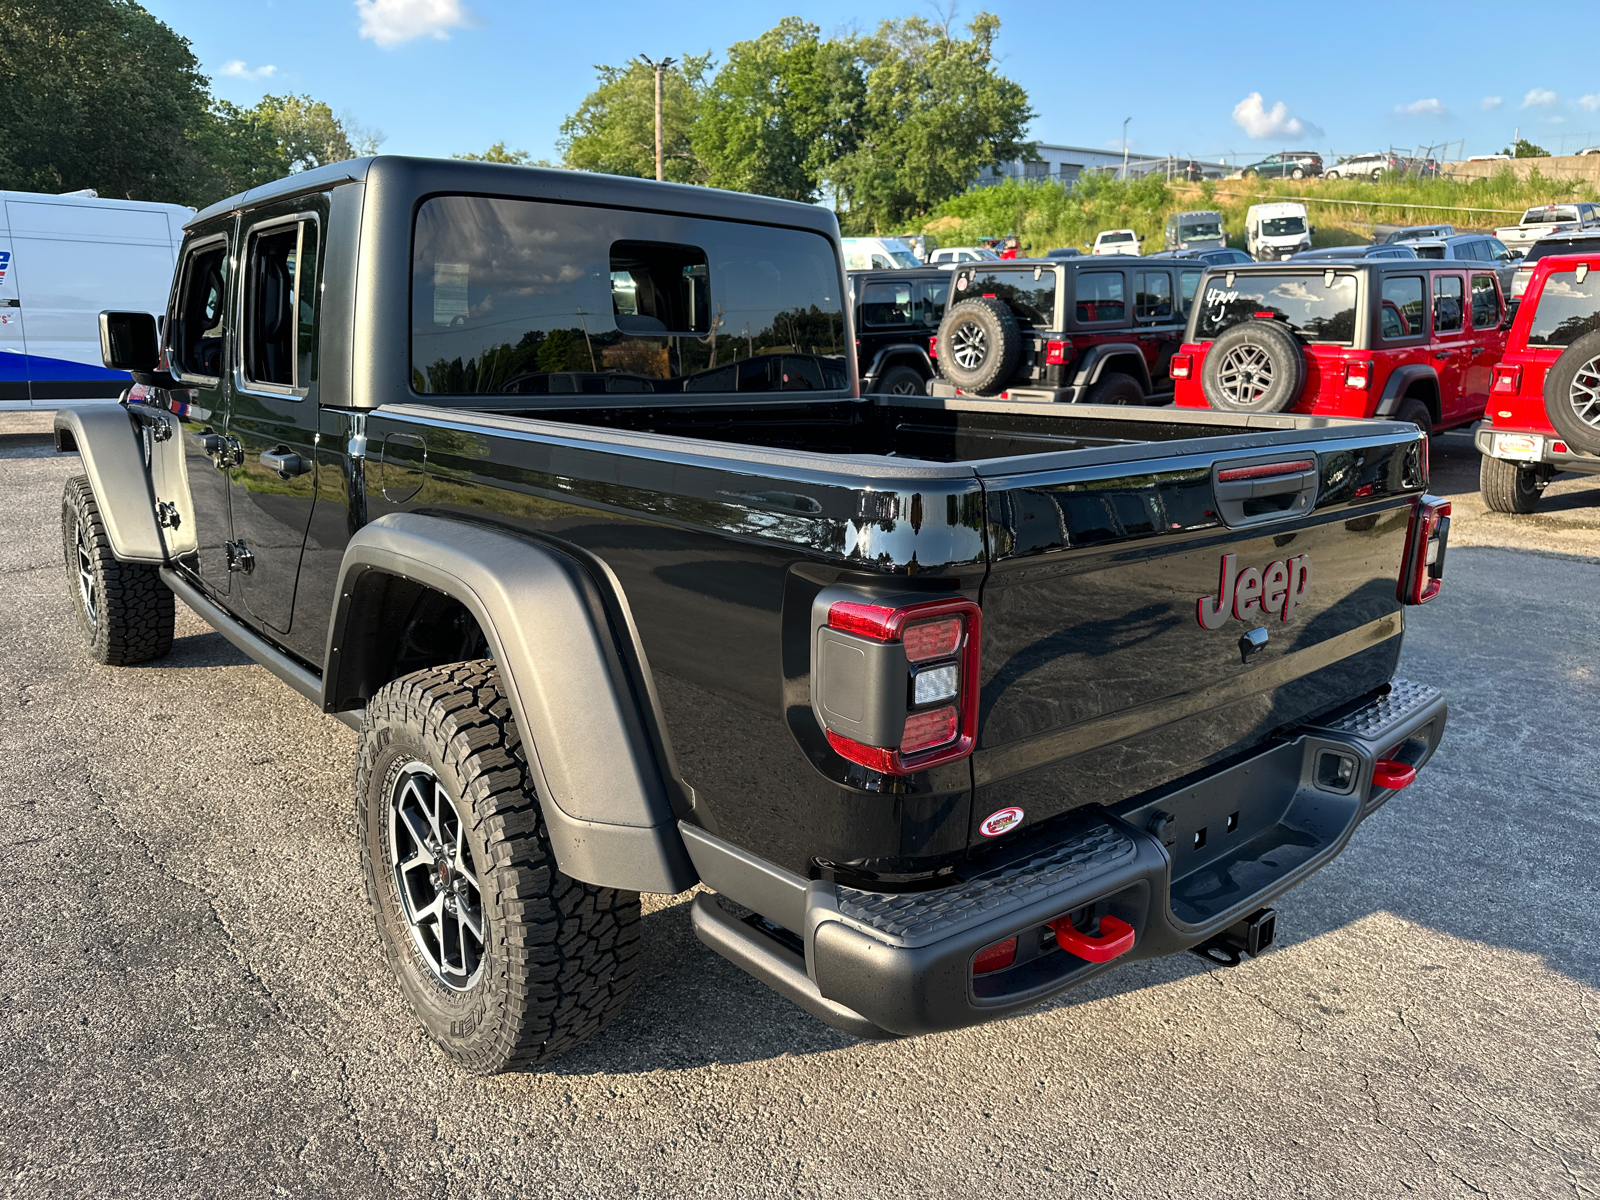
913;168;1600;254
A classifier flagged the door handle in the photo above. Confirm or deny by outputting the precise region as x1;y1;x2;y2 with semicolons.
197;432;242;468
260;447;311;479
1432;350;1454;359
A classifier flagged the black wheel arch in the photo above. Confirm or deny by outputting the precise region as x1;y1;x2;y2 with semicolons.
862;344;934;388
323;513;697;895
1071;343;1153;393
1375;366;1441;425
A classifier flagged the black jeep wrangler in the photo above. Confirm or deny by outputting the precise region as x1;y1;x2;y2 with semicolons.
931;256;1203;403
849;267;949;395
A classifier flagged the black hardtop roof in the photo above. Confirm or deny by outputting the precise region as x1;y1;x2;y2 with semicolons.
847;267;950;281
1197;259;1428;278
186;155;842;237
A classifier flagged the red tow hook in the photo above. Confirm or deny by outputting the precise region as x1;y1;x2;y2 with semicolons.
1373;759;1417;790
1049;914;1136;963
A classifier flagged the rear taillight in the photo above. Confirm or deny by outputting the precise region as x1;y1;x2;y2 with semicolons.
820;597;981;775
1492;365;1522;395
1399;495;1451;605
1045;340;1068;365
928;334;938;358
1344;360;1373;390
1170;352;1193;380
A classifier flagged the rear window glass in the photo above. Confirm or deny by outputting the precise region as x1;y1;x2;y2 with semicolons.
963;267;1057;328
1075;271;1125;323
1525;207;1581;224
1195;272;1358;343
1529;270;1600;347
1524;236;1600;264
1381;276;1426;339
411;196;846;397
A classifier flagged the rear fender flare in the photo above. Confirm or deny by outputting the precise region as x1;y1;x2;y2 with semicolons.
1071;343;1152;393
52;406;165;563
323;513;696;895
1374;365;1440;419
863;345;934;386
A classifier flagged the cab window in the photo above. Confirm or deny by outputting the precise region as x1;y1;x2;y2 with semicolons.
860;281;912;327
243;217;319;390
1179;270;1202;310
1469;274;1500;329
1075;271;1125;323
1433;274;1465;333
171;240;229;380
1134;271;1173;319
1380;275;1426;340
915;278;948;327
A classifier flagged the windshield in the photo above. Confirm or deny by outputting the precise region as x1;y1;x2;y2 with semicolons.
411;195;846;397
882;241;922;269
972;247;1001;259
1524;207;1580;225
1179;222;1223;241
1261;217;1307;237
1195;272;1358;343
1413;245;1445;259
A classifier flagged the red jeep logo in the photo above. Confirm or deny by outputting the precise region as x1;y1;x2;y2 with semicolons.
1197;552;1312;630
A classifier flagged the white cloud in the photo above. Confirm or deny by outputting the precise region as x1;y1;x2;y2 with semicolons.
356;0;474;48
1523;88;1558;108
1580;94;1600;112
219;60;277;80
1481;96;1503;111
1397;98;1446;116
1232;92;1324;141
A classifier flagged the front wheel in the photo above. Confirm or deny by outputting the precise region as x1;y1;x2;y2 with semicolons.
60;476;174;665
1291;167;1305;180
356;660;642;1074
1371;169;1383;182
1479;453;1544;514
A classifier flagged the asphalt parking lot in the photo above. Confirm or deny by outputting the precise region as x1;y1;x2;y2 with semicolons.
1;413;1597;1199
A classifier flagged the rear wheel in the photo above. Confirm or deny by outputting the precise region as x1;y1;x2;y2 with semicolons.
356;660;641;1074
60;476;174;665
1541;330;1600;455
1291;167;1305;180
1083;372;1145;406
877;363;928;396
1395;398;1434;436
1479;453;1544;514
1371;169;1383;182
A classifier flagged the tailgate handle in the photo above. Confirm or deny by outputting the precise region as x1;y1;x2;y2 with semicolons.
1212;456;1319;528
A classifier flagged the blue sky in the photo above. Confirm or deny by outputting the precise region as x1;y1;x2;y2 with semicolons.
146;0;1600;166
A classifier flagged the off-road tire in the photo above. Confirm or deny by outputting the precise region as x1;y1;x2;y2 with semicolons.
1541;329;1600;455
1479;453;1543;514
877;363;929;396
1200;318;1307;413
1396;398;1434;436
356;660;641;1074
60;476;174;665
936;296;1022;395
1084;371;1146;406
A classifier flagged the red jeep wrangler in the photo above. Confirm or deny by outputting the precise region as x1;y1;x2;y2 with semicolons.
1171;260;1507;432
1475;251;1600;512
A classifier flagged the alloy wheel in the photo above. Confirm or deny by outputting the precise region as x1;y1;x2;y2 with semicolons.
1569;355;1600;429
889;377;922;395
75;521;97;627
388;761;486;990
950;321;988;370
1217;343;1275;405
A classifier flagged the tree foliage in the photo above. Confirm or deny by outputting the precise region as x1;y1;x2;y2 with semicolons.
454;142;538;164
1501;138;1550;159
0;0;379;206
558;55;713;183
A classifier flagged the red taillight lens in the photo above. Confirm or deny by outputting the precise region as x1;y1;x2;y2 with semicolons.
1492;365;1522;395
928;334;938;358
1170;352;1193;380
1252;311;1277;320
972;937;1017;975
1045;340;1068;365
823;597;982;775
1399;495;1451;605
1554;441;1569;454
902;616;961;662
1344;360;1372;390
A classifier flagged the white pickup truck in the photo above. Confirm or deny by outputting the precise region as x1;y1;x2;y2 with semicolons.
1494;203;1600;255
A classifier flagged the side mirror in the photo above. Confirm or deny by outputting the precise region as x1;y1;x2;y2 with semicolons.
99;311;160;372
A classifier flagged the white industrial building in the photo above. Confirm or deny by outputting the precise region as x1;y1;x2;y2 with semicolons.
975;143;1232;186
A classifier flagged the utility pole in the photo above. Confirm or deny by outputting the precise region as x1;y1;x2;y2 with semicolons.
639;54;675;181
1122;117;1131;179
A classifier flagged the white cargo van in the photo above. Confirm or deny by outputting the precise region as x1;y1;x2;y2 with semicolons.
0;189;192;408
840;237;922;270
1245;202;1313;261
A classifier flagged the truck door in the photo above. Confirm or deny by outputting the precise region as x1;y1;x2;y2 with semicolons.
0;234;27;405
225;205;324;638
1429;270;1471;424
1133;268;1180;382
165;231;236;596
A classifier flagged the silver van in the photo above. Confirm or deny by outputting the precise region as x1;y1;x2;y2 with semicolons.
1163;209;1226;252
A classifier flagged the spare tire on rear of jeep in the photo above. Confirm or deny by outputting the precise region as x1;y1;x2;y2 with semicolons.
1200;317;1308;414
1541;329;1600;456
937;297;1022;395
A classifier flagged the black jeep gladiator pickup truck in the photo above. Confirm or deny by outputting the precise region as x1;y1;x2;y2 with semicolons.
63;157;1449;1075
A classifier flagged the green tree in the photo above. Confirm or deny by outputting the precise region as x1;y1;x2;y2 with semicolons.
1500;138;1550;159
825;12;1034;232
194;93;364;199
0;0;211;201
558;54;712;183
454;142;548;165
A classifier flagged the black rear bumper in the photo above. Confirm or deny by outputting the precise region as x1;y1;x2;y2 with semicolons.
687;679;1446;1038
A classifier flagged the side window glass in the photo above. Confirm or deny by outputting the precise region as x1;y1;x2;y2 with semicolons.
871;254;892;269
860;281;912;327
1470;274;1500;329
1134;271;1172;319
1434;274;1464;333
172;242;229;380
1179;270;1201;309
1076;271;1125;323
916;279;949;327
244;219;318;389
1381;275;1426;339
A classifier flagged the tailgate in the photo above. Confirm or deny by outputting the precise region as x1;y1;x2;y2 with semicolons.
969;428;1426;845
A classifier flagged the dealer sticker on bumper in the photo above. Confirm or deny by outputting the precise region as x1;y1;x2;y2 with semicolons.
1493;433;1543;461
